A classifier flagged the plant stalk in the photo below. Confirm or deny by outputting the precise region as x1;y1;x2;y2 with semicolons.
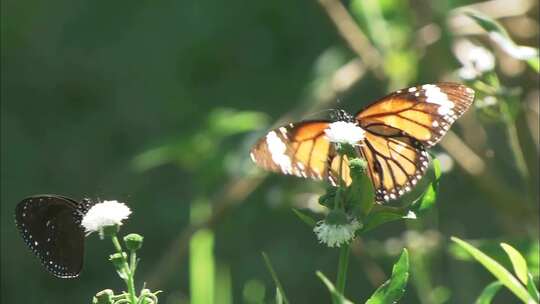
336;243;351;303
112;235;138;304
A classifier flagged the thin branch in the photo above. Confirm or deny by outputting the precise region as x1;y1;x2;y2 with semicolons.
316;0;383;77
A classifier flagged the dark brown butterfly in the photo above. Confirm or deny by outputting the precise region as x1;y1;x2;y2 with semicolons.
15;195;94;278
250;83;474;203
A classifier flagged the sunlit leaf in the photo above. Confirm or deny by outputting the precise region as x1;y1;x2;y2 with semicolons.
365;248;409;304
501;243;529;285
451;237;533;303
275;287;283;304
316;271;354;304
475;281;503;304
527;273;540;303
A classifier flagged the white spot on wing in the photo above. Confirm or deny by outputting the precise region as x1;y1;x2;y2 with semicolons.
422;84;455;115
266;131;293;174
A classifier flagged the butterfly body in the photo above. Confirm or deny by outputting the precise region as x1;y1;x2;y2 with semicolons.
250;83;474;203
15;195;94;278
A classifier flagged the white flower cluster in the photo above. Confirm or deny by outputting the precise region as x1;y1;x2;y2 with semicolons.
453;39;495;80
82;200;132;234
324;121;365;145
313;219;361;248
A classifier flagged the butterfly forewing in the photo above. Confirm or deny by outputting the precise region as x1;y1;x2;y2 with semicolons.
357;83;474;147
15;195;86;278
250;121;351;186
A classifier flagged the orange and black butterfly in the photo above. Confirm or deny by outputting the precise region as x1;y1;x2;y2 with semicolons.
250;83;475;203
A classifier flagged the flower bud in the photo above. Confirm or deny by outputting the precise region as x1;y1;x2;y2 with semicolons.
92;289;114;304
109;252;127;270
348;158;367;178
124;233;144;251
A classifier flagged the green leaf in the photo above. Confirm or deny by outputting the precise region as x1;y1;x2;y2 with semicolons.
527;57;540;72
365;248;409;304
527;273;540;303
464;10;539;66
410;157;441;214
275;287;283;304
360;210;407;233
262;252;290;304
316;271;354;304
501;243;529;285
475;282;503;304
450;237;533;303
292;208;317;228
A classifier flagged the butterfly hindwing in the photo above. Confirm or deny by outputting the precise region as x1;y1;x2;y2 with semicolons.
359;125;429;203
15;195;86;278
356;83;474;147
250;121;351;186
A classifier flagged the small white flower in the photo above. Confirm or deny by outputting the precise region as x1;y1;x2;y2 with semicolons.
313;218;361;248
324;121;365;145
454;39;495;80
476;96;498;108
82;200;132;234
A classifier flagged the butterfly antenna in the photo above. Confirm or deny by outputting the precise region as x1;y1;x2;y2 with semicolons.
304;108;337;119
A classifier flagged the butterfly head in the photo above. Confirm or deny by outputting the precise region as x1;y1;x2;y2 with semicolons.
330;109;355;123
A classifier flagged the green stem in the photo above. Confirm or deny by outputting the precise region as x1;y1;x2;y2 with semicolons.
130;250;137;277
336;243;351;303
111;235;138;304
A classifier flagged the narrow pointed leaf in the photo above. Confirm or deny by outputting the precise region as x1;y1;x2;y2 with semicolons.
475;281;503;304
451;237;533;303
501;243;529;285
315;271;354;304
365;249;409;304
262;252;290;304
275;287;283;304
292;208;317;227
527;273;540;302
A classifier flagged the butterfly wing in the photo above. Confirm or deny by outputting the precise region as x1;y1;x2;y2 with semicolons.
15;195;85;278
356;83;475;147
250;120;351;186
358;124;429;203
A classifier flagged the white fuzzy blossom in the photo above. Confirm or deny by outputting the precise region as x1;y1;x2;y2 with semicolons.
313;219;361;248
82;200;132;234
324;121;365;145
453;39;495;80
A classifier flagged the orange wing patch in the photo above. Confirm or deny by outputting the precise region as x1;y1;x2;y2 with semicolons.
357;83;474;147
250;121;351;186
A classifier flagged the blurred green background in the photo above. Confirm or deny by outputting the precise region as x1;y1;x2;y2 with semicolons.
1;0;538;303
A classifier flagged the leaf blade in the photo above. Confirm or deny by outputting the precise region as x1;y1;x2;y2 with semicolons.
451;237;532;304
365;248;409;304
316;271;354;304
475;281;503;304
500;243;529;285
